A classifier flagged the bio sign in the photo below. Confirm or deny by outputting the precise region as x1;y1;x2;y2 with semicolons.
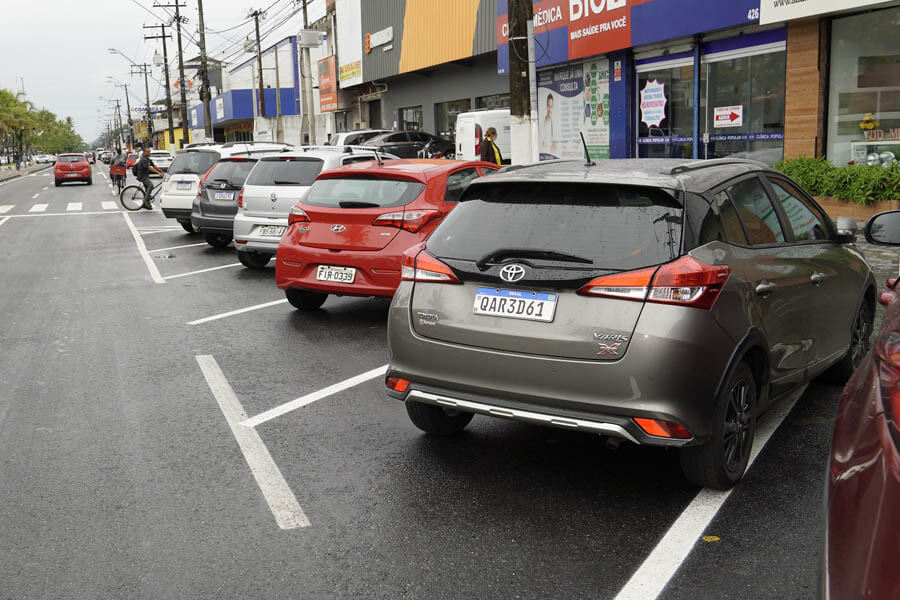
497;0;762;73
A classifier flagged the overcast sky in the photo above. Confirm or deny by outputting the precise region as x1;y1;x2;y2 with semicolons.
0;0;318;143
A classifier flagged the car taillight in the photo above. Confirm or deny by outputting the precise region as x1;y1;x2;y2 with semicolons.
237;188;244;208
385;375;410;392
634;417;692;439
578;256;730;310
875;332;900;429
288;205;310;225
401;244;460;283
373;209;441;233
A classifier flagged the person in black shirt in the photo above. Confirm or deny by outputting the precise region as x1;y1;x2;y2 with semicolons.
134;146;164;209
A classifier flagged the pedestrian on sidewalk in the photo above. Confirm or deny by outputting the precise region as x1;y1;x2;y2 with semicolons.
479;127;503;166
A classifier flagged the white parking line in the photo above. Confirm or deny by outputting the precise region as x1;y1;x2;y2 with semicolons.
42;186;48;191
4;210;122;218
0;205;12;213
241;365;389;428
29;204;47;213
122;211;165;284
0;216;9;228
612;391;802;600
66;202;82;211
31;193;39;199
149;242;208;253
196;355;310;530
187;299;289;325
162;263;241;280
101;201;117;210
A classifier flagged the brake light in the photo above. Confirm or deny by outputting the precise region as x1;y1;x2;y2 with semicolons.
401;244;460;283
374;210;441;233
634;417;692;439
385;376;410;392
577;256;730;310
288;205;310;225
237;188;244;208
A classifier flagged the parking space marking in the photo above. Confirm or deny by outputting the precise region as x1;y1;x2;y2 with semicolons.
42;186;48;191
5;211;122;218
0;217;9;228
241;364;389;428
122;211;165;284
187;299;289;325
29;204;47;213
66;202;82;212
162;263;241;280
31;193;39;199
612;392;801;600
0;205;12;213
196;355;310;530
149;242;208;252
101;201;117;210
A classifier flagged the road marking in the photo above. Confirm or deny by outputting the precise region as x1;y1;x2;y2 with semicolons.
66;202;82;211
101;201;117;210
162;263;241;280
196;355;310;530
241;364;389;428
188;299;289;325
4;210;122;218
149;242;208;252
42;186;48;191
0;217;9;228
612;391;802;600
31;193;39;199
0;205;12;213
29;203;47;212
122;211;165;284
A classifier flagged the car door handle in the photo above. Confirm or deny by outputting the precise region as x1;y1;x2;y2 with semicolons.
810;272;827;285
755;281;777;296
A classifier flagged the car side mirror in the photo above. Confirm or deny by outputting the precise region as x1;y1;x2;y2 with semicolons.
864;210;900;246
834;216;858;244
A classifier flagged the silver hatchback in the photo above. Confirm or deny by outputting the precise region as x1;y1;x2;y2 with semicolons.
385;159;877;489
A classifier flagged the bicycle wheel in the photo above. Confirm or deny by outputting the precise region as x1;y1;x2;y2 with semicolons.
120;185;147;211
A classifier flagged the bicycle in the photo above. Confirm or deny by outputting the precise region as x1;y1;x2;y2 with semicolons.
109;164;126;194
120;181;162;211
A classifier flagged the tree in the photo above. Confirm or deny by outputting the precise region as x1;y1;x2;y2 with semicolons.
0;88;84;166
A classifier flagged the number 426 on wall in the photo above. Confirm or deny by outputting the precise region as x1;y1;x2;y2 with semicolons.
747;7;760;20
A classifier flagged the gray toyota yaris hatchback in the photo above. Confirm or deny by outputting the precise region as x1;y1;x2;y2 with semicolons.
385;158;877;489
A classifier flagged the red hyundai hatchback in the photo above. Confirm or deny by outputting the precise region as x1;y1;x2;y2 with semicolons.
275;159;498;309
53;153;92;186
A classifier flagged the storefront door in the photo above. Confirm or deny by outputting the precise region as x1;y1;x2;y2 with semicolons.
636;56;696;159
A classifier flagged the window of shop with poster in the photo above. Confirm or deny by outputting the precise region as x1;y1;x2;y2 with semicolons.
399;106;423;131
637;56;696;159
827;7;900;166
435;99;471;140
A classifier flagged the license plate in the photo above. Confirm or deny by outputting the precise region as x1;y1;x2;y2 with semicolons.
257;225;286;237
176;181;192;190
316;265;356;283
473;288;558;323
214;191;234;200
66;173;79;177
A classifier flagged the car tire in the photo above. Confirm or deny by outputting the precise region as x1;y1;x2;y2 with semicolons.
86;178;92;185
238;252;271;269
406;401;474;436
679;362;756;490
54;180;61;187
285;288;327;310
823;301;874;383
179;221;196;233
203;232;231;248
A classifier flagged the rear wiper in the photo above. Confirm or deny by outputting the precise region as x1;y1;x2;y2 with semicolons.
339;201;380;208
273;179;301;185
476;248;594;270
211;178;236;186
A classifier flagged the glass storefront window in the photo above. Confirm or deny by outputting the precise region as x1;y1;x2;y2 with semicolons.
637;63;695;159
399;106;423;131
827;7;900;166
475;93;510;110
435;98;471;140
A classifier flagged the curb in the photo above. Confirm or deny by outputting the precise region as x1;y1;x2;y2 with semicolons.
0;164;52;183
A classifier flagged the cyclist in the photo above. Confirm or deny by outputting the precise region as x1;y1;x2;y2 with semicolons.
133;146;165;210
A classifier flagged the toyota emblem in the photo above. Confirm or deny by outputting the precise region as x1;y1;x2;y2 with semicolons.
499;264;526;283
331;224;347;233
270;192;278;203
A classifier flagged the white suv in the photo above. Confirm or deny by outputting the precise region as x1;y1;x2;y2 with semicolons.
158;142;293;232
233;147;396;268
149;150;174;174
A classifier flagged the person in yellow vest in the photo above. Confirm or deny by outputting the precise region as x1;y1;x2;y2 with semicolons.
479;127;503;165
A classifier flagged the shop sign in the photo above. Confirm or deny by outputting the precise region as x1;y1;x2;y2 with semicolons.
364;26;393;53
497;0;761;72
760;0;892;25
537;58;610;161
215;97;225;121
639;80;666;128
714;105;743;128
340;60;361;82
318;56;338;113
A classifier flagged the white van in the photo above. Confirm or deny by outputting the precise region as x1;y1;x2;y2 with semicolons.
454;109;510;164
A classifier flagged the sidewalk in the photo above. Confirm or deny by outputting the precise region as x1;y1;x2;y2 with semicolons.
0;163;52;183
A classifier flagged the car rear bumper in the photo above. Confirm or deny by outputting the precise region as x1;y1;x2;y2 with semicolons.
233;213;286;255
275;243;402;298
159;192;195;211
191;212;234;235
162;207;192;221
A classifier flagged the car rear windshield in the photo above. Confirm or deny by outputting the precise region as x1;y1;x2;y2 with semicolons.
303;177;426;209
206;160;257;187
245;158;324;186
428;182;683;270
57;155;84;163
167;151;220;176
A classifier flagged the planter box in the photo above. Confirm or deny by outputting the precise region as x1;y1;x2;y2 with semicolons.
814;196;900;222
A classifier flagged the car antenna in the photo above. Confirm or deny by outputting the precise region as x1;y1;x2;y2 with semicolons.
580;132;595;166
373;148;384;166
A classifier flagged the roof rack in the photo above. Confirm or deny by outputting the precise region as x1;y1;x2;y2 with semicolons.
669;158;768;175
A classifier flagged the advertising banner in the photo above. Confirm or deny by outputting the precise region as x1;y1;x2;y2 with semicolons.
537;58;609;160
336;0;364;88
318;57;338;112
498;0;762;73
760;0;891;24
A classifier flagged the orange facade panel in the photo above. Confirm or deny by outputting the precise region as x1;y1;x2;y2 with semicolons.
398;0;481;74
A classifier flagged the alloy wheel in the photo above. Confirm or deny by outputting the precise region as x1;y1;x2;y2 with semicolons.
723;379;752;474
849;308;872;370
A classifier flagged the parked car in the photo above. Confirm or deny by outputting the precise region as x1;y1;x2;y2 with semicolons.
384;158;877;489
417;137;456;159
823;209;900;599
455;109;511;164
158;141;293;233
233;147;396;269
150;150;174;174
53;153;92;186
125;153;139;168
328;129;390;147
363;130;438;158
34;154;55;164
275;159;499;310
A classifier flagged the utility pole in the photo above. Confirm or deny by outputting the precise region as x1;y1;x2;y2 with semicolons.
249;8;266;118
301;0;316;145
114;99;125;148
196;0;213;141
155;2;190;148
144;24;176;148
507;0;533;165
121;84;134;149
131;63;154;146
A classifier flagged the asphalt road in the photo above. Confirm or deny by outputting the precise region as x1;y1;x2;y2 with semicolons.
0;167;897;599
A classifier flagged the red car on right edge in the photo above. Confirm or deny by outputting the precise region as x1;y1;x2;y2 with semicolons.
824;209;900;599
